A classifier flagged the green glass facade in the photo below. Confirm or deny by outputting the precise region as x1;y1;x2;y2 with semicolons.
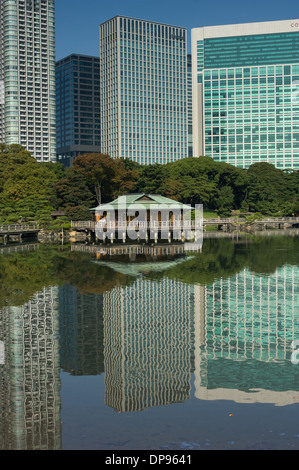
193;25;299;169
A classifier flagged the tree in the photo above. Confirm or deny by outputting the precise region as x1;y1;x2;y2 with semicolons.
65;205;93;221
163;157;220;208
217;186;235;216
111;158;140;198
73;153;141;205
0;144;34;193
73;153;118;205
55;167;95;210
1;162;57;202
0;144;63;224
246;162;290;214
137;164;167;194
40;161;66;180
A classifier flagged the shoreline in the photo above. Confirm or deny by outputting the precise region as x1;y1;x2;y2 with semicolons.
1;225;298;248
40;226;299;243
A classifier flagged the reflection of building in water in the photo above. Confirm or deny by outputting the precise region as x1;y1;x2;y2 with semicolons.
103;277;194;412
59;284;104;375
194;265;299;406
71;243;189;262
0;287;61;450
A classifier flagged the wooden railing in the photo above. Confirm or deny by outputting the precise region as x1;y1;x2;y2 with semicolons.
0;224;40;234
71;216;299;231
71;220;203;231
255;217;299;223
71;219;228;230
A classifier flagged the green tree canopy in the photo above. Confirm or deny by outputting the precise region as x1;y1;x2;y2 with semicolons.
0;144;298;224
0;145;61;224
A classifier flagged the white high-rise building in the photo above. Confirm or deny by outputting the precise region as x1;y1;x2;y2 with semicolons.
100;16;188;165
0;0;56;162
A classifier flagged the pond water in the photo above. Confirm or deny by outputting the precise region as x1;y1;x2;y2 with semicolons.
0;230;299;450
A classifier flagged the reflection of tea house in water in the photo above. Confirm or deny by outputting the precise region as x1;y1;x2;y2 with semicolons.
92;193;195;241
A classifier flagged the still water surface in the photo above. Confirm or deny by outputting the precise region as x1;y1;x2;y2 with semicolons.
0;231;299;450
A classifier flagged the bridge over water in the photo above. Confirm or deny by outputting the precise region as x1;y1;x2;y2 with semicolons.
71;217;299;239
0;224;40;244
1;217;298;245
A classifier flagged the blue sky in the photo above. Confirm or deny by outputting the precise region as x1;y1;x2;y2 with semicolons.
55;0;299;60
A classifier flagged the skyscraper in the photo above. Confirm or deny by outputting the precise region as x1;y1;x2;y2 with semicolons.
187;54;193;157
192;19;299;169
0;0;56;162
100;16;188;165
56;54;101;167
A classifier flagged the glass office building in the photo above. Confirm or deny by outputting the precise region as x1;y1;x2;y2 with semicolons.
0;0;56;162
56;54;101;166
100;16;188;165
192;20;299;169
187;54;193;157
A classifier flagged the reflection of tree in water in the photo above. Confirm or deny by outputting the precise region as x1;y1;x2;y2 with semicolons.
242;234;299;274
0;245;58;309
0;245;134;309
147;235;299;286
54;251;134;295
0;236;298;309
